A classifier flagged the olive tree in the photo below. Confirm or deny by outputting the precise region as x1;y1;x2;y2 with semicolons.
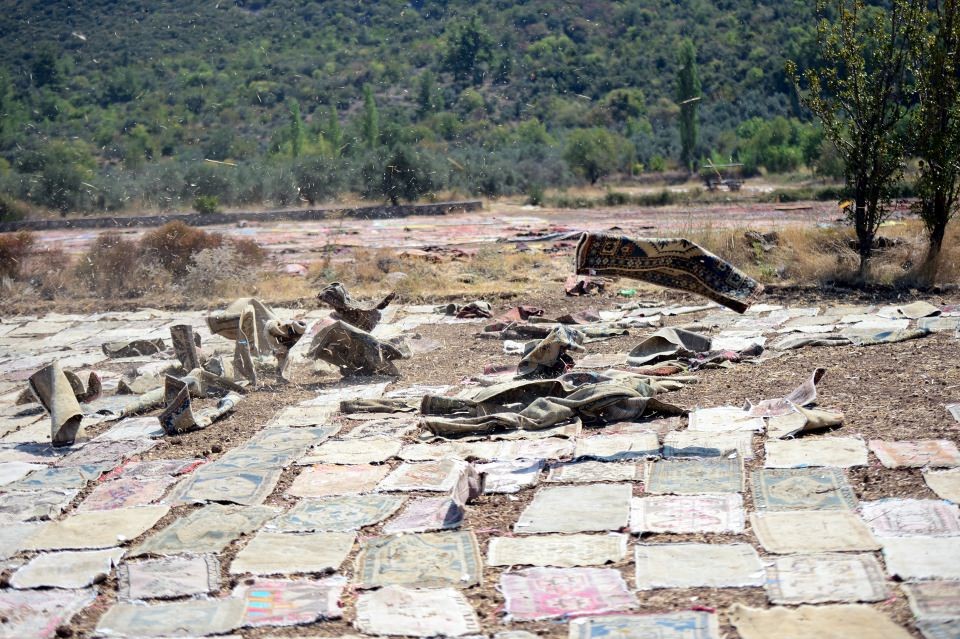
910;0;960;282
787;0;924;278
563;128;631;185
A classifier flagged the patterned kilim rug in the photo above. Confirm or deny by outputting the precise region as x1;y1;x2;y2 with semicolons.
575;234;764;313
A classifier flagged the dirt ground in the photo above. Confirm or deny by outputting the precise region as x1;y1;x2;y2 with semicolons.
28;282;955;639
26;200;842;263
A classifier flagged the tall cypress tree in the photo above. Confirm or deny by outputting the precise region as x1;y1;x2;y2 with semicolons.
676;39;701;172
417;70;439;116
362;84;379;149
0;70;15;142
326;105;343;155
288;99;304;158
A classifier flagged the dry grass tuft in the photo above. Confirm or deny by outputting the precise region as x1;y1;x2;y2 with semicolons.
0;231;34;280
251;272;315;302
684;218;958;289
772;226;859;284
139;221;228;276
301;245;567;303
348;248;402;284
69;222;269;299
24;245;75;300
232;237;267;266
180;245;260;298
465;247;542;283
0;234;76;301
74;232;162;298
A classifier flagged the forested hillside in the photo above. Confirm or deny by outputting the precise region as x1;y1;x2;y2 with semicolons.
0;0;826;215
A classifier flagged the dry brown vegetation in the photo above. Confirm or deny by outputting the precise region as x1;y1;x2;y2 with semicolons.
685;218;960;288
307;246;564;302
302;218;959;304
138;221;265;276
1;216;957;313
0;230;34;280
0;221;268;304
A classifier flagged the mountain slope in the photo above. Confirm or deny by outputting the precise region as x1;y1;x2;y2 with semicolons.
0;0;822;212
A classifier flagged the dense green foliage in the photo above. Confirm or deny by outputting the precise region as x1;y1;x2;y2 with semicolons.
0;0;838;213
676;39;701;172
909;0;960;279
564;128;632;184
789;0;923;274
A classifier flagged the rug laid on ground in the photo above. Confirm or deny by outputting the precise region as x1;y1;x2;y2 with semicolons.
750;511;879;554
751;468;858;511
574;234;763;313
568;611;720;639
229;531;355;575
96;598;245;637
729;603;913;639
500;567;637;621
267;494;406;532
233;576;345;626
630;494;746;534
634;543;764;589
0;589;97;639
118;555;220;599
859;498;960;537
514;484;632;533
881;537;960;580
11;548;123;589
644;458;744;494
902;581;960;621
355;531;483;588
764;553;888;604
487;533;628;567
354;585;480;637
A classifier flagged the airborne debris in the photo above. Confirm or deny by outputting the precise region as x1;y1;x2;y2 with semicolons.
318;282;396;331
207;297;306;385
575;233;764;312
306;319;408;377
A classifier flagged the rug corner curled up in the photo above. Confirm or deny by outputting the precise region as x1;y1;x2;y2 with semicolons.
574;232;764;313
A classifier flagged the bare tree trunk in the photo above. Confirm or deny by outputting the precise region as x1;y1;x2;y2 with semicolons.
854;187;872;280
920;195;948;284
857;241;872;280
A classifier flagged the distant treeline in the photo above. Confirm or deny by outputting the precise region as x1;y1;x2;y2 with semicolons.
0;0;841;217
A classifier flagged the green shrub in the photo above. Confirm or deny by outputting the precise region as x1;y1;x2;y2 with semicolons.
648;155;668;172
552;194;594;208
526;184;545;206
182;164;234;202
362;147;436;205
604;191;629;206
634;190;675;207
293;156;342;205
735;116;818;175
0;193;28;222
192;195;220;215
563;128;633;184
814;185;848;201
18;141;95;215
